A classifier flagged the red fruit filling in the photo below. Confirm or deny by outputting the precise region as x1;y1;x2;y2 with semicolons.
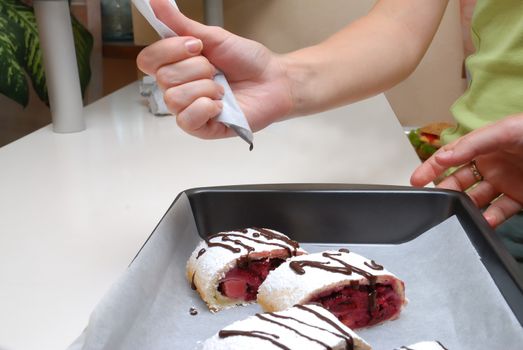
312;283;402;329
218;258;285;301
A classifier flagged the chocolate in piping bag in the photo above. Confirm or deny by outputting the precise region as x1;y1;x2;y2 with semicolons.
132;0;254;150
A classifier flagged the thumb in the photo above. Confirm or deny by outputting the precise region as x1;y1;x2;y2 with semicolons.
150;0;228;47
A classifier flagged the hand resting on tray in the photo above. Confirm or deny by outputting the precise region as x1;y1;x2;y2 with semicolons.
411;113;523;228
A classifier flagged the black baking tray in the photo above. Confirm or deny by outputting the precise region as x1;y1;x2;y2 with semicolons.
177;184;523;326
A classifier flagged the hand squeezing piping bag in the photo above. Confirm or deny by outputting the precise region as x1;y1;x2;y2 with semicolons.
132;0;254;150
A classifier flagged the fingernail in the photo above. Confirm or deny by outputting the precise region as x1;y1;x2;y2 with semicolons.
436;149;454;160
484;214;496;227
185;39;202;54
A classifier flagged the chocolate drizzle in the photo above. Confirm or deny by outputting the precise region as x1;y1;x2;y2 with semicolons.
295;304;354;349
191;272;197;290
204;238;241;254
212;233;292;256
289;252;381;315
218;305;355;349
364;260;384;270
196;248;206;259
219;330;290;350
255;313;332;349
198;228;300;259
267;310;354;350
436;341;449;350
254;228;300;252
290;260;351;276
289;252;378;284
396;344;447;350
220;235;256;253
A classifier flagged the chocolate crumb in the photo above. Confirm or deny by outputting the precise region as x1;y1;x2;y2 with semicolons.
189;307;198;316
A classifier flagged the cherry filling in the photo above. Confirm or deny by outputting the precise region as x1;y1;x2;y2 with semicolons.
312;283;402;329
218;258;285;301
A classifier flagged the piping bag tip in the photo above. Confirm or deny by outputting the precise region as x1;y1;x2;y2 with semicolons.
229;124;254;151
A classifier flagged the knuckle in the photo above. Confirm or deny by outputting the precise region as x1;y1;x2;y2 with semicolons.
450;175;462;190
193;56;216;78
166;86;184;102
504;118;521;141
155;66;175;88
199;97;218;115
176;98;216;132
175;112;189;131
164;88;184;114
440;144;453;152
201;80;221;98
467;192;480;207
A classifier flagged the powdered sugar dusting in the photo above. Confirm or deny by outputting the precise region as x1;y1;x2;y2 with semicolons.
200;304;371;350
258;250;405;315
397;341;448;350
186;228;306;311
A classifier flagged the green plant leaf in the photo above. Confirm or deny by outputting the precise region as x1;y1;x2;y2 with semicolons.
0;12;28;106
2;0;48;103
0;0;93;106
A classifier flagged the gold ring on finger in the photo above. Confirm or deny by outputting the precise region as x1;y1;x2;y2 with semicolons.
470;160;484;182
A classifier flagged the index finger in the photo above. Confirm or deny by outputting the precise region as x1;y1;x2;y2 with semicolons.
136;36;202;75
410;148;452;186
411;115;523;186
434;116;523;166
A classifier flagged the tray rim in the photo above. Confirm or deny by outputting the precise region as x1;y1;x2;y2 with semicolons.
133;183;523;326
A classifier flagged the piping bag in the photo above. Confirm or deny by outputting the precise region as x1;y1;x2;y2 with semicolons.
132;0;254;150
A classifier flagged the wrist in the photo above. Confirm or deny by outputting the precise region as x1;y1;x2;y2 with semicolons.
279;50;319;118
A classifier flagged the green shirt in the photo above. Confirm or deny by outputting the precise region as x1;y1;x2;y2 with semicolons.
442;0;523;144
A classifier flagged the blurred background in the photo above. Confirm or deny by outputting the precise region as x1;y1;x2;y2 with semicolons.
0;0;476;147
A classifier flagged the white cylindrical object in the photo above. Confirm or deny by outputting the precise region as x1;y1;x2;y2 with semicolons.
204;0;224;27
34;0;85;133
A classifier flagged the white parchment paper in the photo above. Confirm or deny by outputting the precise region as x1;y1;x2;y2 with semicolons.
131;0;253;147
68;194;522;350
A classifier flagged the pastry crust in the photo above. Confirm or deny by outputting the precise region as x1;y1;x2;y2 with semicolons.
257;250;406;327
201;304;372;350
186;228;305;312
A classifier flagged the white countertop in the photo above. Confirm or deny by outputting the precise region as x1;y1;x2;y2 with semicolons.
0;82;420;350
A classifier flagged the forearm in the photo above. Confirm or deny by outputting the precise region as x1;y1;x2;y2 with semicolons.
282;0;449;117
